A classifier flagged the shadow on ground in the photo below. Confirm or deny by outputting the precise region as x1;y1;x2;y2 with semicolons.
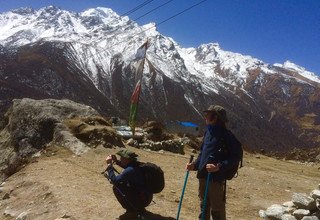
118;211;175;220
145;211;175;220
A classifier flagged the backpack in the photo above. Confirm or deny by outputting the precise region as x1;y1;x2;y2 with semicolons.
218;129;243;180
139;162;165;193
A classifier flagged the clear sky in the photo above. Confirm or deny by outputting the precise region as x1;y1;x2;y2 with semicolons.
1;0;319;75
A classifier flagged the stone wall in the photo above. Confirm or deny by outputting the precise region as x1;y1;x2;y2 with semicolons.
259;185;320;220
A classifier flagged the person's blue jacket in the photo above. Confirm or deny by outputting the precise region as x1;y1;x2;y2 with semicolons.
194;124;242;181
107;161;147;192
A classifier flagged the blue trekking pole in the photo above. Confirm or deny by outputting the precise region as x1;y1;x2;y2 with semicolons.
201;156;214;220
176;155;194;220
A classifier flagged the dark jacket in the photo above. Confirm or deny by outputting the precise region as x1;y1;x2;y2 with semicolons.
106;161;153;211
194;124;242;181
107;161;147;192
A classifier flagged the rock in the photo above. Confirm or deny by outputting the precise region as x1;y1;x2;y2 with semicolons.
293;209;310;219
142;121;163;130
0;98;100;181
0;99;126;181
64;117;124;149
284;201;296;208
142;121;164;141
54;218;72;220
292;193;316;210
2;192;10;200
138;139;184;154
61;213;71;218
126;138;134;145
126;138;139;147
301;216;319;220
53;123;90;155
3;206;16;217
311;190;320;200
259;210;267;218
265;204;286;219
281;214;297;220
16;211;28;220
316;198;320;210
262;186;320;220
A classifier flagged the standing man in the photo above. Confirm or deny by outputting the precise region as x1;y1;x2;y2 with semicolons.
105;149;153;220
186;105;242;220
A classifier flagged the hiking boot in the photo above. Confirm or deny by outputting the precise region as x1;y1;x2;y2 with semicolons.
137;213;146;220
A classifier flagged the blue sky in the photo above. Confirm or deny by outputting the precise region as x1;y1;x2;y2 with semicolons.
1;0;319;75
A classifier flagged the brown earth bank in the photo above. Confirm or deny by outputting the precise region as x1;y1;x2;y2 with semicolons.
0;145;319;220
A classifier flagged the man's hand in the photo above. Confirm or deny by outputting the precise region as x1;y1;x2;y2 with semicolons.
106;155;114;165
206;163;220;172
186;162;195;171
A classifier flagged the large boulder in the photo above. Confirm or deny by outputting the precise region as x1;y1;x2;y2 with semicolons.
142;121;164;141
292;193;316;210
0;98;122;181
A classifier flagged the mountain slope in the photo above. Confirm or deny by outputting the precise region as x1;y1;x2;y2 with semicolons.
0;6;319;154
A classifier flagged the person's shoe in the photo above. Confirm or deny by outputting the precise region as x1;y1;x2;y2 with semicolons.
137;208;147;219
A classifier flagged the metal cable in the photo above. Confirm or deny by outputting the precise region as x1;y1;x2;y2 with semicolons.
133;0;174;21
121;0;155;16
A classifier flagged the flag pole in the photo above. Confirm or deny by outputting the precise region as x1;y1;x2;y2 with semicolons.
129;40;149;136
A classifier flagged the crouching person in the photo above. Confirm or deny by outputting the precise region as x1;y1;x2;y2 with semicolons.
105;149;153;220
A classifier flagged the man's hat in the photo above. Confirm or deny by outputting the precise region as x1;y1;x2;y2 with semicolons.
116;149;138;160
203;105;228;123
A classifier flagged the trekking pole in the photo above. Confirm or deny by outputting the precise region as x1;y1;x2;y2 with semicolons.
201;155;214;220
201;172;211;220
176;155;194;220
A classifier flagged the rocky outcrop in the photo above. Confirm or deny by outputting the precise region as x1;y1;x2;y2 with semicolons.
64;116;124;149
0;98;123;181
127;137;189;154
259;185;320;220
142;121;164;142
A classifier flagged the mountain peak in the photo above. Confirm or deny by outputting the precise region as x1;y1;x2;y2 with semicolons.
274;61;320;83
81;7;119;19
38;5;62;15
283;60;305;72
11;7;34;15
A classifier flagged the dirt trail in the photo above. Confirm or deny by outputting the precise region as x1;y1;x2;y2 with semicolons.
0;145;319;220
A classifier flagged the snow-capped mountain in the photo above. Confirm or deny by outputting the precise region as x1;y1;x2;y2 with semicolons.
0;6;319;156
